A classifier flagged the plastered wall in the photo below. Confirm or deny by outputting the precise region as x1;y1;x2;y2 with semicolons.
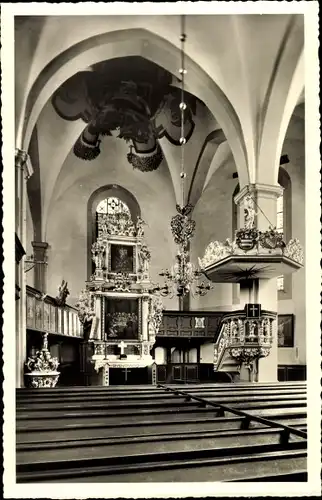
43;137;179;309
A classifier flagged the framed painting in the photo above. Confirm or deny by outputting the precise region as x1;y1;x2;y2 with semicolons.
104;297;139;340
109;244;135;273
277;314;294;347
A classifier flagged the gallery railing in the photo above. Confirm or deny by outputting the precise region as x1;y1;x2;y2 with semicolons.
26;286;83;338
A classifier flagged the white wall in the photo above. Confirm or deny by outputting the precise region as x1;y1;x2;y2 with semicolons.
154;347;166;365
190;158;237;311
25;198;34;288
200;343;214;364
278;133;305;364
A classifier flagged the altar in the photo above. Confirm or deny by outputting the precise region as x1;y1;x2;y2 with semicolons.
75;207;162;386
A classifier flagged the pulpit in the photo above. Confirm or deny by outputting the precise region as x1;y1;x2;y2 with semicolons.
75;208;163;385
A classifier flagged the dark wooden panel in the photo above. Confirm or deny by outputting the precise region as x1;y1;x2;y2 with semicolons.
158;311;224;339
156;365;167;383
278;365;306;382
185;364;198;381
172;365;182;381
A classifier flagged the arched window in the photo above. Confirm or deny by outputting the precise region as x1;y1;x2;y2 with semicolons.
277;168;292;298
87;185;141;279
276;190;284;290
232;183;240;305
95;197;131;239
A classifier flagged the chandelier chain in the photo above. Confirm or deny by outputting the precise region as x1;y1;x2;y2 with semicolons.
152;15;212;299
180;14;186;209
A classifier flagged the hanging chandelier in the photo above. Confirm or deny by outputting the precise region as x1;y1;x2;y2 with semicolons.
154;16;212;299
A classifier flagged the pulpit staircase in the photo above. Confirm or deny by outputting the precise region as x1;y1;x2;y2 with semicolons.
16;382;307;483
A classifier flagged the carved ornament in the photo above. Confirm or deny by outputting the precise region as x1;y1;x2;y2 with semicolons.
283;238;304;265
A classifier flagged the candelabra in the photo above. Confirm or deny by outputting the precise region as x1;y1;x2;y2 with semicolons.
155;247;212;298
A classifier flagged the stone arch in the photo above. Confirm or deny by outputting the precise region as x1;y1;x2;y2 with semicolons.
19;28;249;188
87;184;141;279
257;16;304;185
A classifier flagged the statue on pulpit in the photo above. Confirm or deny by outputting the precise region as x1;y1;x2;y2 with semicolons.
244;194;256;229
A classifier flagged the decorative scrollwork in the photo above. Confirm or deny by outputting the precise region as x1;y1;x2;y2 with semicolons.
148;296;164;337
97;211;136;238
170;204;196;248
258;227;285;250
75;289;95;324
199;239;236;269
109;273;133;292
283;238;304;265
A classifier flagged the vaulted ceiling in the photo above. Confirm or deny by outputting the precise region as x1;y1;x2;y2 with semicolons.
14;14;305;240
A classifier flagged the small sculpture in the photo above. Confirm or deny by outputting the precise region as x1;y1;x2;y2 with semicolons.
136;216;146;237
138;243;151;274
230;320;238;339
248;321;257;340
244;194;256;229
91;241;105;269
55;280;70;307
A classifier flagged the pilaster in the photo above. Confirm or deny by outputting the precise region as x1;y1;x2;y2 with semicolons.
32;241;49;292
15;148;33;388
142;297;149;341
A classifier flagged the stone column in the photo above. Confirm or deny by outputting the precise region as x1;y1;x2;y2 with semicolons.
31;241;48;292
234;183;283;382
15;148;33;388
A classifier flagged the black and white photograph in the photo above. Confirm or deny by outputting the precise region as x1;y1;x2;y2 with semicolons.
2;1;321;498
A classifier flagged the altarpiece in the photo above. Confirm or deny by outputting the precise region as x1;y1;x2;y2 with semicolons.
76;207;163;385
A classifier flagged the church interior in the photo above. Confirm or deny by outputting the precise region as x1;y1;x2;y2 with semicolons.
12;12;311;484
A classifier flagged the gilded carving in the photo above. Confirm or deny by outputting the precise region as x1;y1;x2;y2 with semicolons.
283;238;304;265
148;296;164;337
199;239;236;268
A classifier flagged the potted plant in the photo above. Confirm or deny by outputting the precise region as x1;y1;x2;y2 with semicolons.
25;333;60;388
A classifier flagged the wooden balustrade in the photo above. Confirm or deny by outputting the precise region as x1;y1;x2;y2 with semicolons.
26;286;82;338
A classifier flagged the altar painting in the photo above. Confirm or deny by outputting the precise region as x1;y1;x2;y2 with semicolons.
110;244;134;273
104;298;139;340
